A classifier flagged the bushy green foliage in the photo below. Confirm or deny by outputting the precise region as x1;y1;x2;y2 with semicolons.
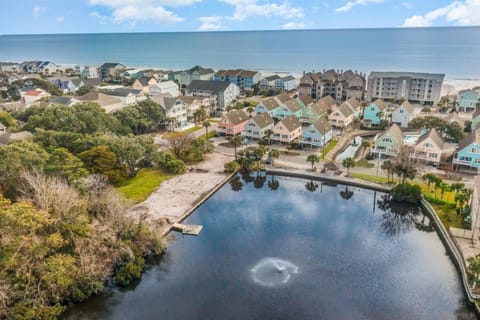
391;183;422;204
113;100;164;134
224;160;240;173
115;262;143;286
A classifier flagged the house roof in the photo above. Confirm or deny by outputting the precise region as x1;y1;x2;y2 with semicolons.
135;77;150;87
416;127;444;149
104;88;141;97
252;112;274;129
225;109;249;125
298;94;313;106
278;115;302;132
401;101;414;114
310;117;332;135
321;69;338;82
215;69;259;77
372;99;386;111
281;75;296;82
76;92;123;107
384;123;403;143
337;102;354;117
177;96;196;104
148;94;173;107
346;97;361;110
186;80;232;93
100;62;125;69
71;79;84;87
284;99;302;113
310;101;329;115
163;97;185;111
25;90;42;96
49;96;77;105
264;75;280;81
275;92;292;104
259;97;280;111
186;65;215;75
458;129;480;150
83;79;101;87
319;95;337;108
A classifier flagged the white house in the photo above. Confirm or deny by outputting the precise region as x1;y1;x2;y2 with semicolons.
103;88;146;107
149;81;179;97
391;101;415;128
242;112;275;140
186;80;240;113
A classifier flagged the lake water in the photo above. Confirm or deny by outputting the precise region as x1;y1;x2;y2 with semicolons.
65;174;475;319
1;27;480;79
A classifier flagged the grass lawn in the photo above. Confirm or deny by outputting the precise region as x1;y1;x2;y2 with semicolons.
320;139;338;159
431;203;464;229
356;159;375;168
164;126;201;138
118;168;174;203
278;150;301;156
198;130;216;140
351;172;390;184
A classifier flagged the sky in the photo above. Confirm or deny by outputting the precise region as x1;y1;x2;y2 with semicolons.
1;0;480;34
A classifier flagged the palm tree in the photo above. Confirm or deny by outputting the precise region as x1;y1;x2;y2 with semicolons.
305;180;319;192
342;157;356;176
340;185;354;200
229;135;242;160
440;182;449;200
264;129;273;145
306;154;320;171
433;176;443;198
268;176;280;191
422;173;436;191
247;106;254;118
268;149;280;166
253;146;266;169
203;121;211;138
381;160;394;183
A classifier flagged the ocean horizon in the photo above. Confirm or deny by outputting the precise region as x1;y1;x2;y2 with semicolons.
1;26;480;79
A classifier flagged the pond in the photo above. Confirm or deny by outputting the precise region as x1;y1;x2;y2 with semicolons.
65;173;476;319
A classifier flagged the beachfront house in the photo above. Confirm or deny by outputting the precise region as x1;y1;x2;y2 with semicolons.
363;99;387;126
255;93;291;116
242;112;275;141
23;89;50;106
391;101;415;128
185;80;240;113
76;92;123;113
301;117;333;148
274;76;296;91
410;128;444;165
180;65;215;87
149;95;193;132
49;96;81;107
149;81;179;97
217;109;249;136
298;100;329;124
132;77;158;94
259;75;280;91
272;115;303;143
344;97;361;117
273;98;303;119
329;102;354;128
453;129;480;172
457;87;480;112
372;124;403;157
99;63;126;80
103;88;146;107
214;69;262;92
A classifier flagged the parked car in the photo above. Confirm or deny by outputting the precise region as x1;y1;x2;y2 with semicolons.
265;157;273;164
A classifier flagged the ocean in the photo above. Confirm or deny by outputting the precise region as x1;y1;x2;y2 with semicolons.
1;27;480;79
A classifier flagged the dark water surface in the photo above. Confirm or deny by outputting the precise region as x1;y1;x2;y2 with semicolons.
2;27;480;78
65;174;475;319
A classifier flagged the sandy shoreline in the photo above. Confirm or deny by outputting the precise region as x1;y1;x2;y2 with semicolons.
129;152;233;233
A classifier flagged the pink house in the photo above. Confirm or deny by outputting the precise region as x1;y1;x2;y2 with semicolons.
217;109;249;136
329;102;354;128
272;114;303;143
411;128;445;165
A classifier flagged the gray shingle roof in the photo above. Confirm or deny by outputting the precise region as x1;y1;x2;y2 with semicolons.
385;123;403;144
252;112;274;129
187;65;215;75
278;115;301;132
104;88;141;97
259;97;280;111
416;127;444;149
401;101;414;114
225;109;249;125
310;117;332;135
186;80;232;93
337;102;354;117
284;99;302;113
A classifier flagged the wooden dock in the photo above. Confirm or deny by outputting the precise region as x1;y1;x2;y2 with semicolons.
172;223;203;236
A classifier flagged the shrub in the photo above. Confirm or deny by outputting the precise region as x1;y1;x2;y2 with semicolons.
165;159;186;174
391;183;422;204
115;262;142;286
224;161;240;173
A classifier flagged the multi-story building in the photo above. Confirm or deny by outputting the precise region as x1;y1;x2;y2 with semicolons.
242;112;275;140
185;80;240;113
457;87;480;112
298;69;366;101
217;109;249;136
214;69;262;92
372;124;403;157
366;71;444;105
99;63;126;80
75;65;99;79
453;129;480;173
179;65;215;87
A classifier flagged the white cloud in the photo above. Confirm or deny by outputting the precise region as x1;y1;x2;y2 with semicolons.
88;0;198;25
282;22;306;29
33;5;47;17
220;0;304;21
56;16;65;23
402;0;480;27
335;0;383;13
198;16;223;31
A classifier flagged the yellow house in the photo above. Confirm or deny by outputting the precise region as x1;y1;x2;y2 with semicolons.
272;115;303;143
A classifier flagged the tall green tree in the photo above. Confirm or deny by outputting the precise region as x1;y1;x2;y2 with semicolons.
45;148;89;183
229;135;242;160
203;121;211;138
268;149;280;166
306;154;319;171
342;157;356;176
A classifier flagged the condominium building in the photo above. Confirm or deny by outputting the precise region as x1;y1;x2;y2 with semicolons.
366;71;444;105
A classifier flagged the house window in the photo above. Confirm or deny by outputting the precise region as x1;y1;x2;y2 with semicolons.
371;107;375;111
399;109;404;113
475;158;480;164
281;134;289;139
428;153;437;158
383;137;392;143
471;148;477;153
424;143;433;148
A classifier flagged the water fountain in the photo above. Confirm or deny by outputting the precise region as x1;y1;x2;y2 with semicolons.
250;258;299;287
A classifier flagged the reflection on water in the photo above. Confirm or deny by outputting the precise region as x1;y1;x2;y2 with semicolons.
66;174;475;320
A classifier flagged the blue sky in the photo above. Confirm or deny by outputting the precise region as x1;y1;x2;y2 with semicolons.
1;0;480;34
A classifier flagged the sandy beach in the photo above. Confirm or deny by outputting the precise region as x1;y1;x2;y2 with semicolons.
442;78;480;96
129;152;233;232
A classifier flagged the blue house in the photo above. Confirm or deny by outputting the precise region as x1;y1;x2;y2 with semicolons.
273;98;304;119
301;117;333;148
453;129;480;172
363;99;387;126
274;76;296;91
255;93;291;116
457;87;480;112
214;69;262;91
